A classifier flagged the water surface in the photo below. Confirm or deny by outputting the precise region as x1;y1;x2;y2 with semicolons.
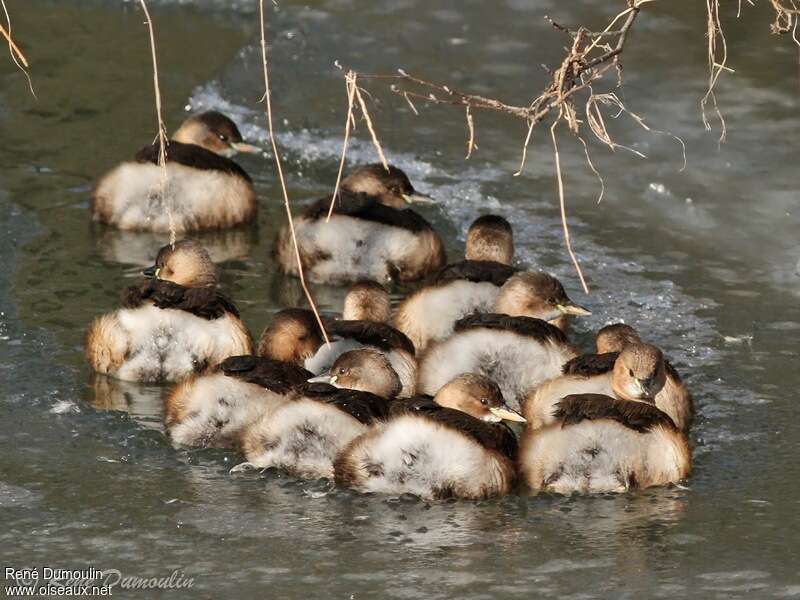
1;1;798;597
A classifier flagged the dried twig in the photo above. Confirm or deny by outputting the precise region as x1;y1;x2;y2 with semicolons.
550;116;589;294
258;0;329;344
353;81;389;171
577;135;605;204
465;106;476;159
1;0;35;98
768;0;800;35
327;70;357;221
702;0;729;144
513;119;535;176
138;0;174;245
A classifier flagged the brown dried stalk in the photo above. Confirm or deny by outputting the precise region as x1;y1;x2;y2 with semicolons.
768;0;800;35
705;0;800;142
702;0;729;144
138;0;174;245
551;115;589;293
353;80;390;171
1;0;35;98
327;70;357;221
465;106;476;159
258;0;329;344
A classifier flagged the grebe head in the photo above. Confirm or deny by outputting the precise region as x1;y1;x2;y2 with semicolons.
172;110;260;157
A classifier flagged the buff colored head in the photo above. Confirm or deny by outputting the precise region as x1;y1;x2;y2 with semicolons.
611;343;667;402
143;240;217;288
434;373;526;423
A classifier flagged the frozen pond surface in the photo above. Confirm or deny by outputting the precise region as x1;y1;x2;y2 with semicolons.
1;0;798;597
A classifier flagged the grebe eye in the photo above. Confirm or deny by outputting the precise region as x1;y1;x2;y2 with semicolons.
480;398;488;405
218;133;228;142
338;367;347;375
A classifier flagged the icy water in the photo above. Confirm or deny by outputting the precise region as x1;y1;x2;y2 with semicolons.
1;0;799;597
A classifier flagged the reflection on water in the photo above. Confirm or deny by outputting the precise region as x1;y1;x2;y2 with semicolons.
88;375;166;431
1;0;799;598
91;225;257;267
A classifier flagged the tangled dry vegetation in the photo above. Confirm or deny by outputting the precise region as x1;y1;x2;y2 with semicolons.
335;0;799;291
2;0;797;301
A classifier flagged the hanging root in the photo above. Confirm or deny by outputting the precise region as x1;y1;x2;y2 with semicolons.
767;0;800;37
702;0;729;144
258;0;329;345
1;0;35;98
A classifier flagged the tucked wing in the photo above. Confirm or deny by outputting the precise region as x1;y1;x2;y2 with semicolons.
326;320;416;356
298;382;392;425
220;355;313;394
174;287;240;320
135;140;252;181
123;279;240;320
454;313;568;345
561;352;619;377
390;396;518;459
435;260;517;287
120;280;156;309
553;393;677;433
301;190;433;233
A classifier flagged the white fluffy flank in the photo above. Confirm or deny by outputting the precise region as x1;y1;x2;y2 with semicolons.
103;305;251;382
93;162;254;233
242;399;367;480
281;215;434;284
522;374;614;429
336;415;514;500
418;329;576;410
394;280;499;352
168;374;287;448
520;420;691;494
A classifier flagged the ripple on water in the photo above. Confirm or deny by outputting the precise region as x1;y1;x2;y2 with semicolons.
0;482;42;508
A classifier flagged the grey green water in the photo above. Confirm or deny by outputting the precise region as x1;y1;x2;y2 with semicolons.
1;1;798;598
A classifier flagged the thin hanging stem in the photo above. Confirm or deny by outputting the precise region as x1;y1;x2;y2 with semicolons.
550;117;589;293
327;70;358;221
258;0;329;345
138;0;174;245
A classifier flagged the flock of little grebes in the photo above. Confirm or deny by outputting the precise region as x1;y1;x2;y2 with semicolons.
84;110;693;500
